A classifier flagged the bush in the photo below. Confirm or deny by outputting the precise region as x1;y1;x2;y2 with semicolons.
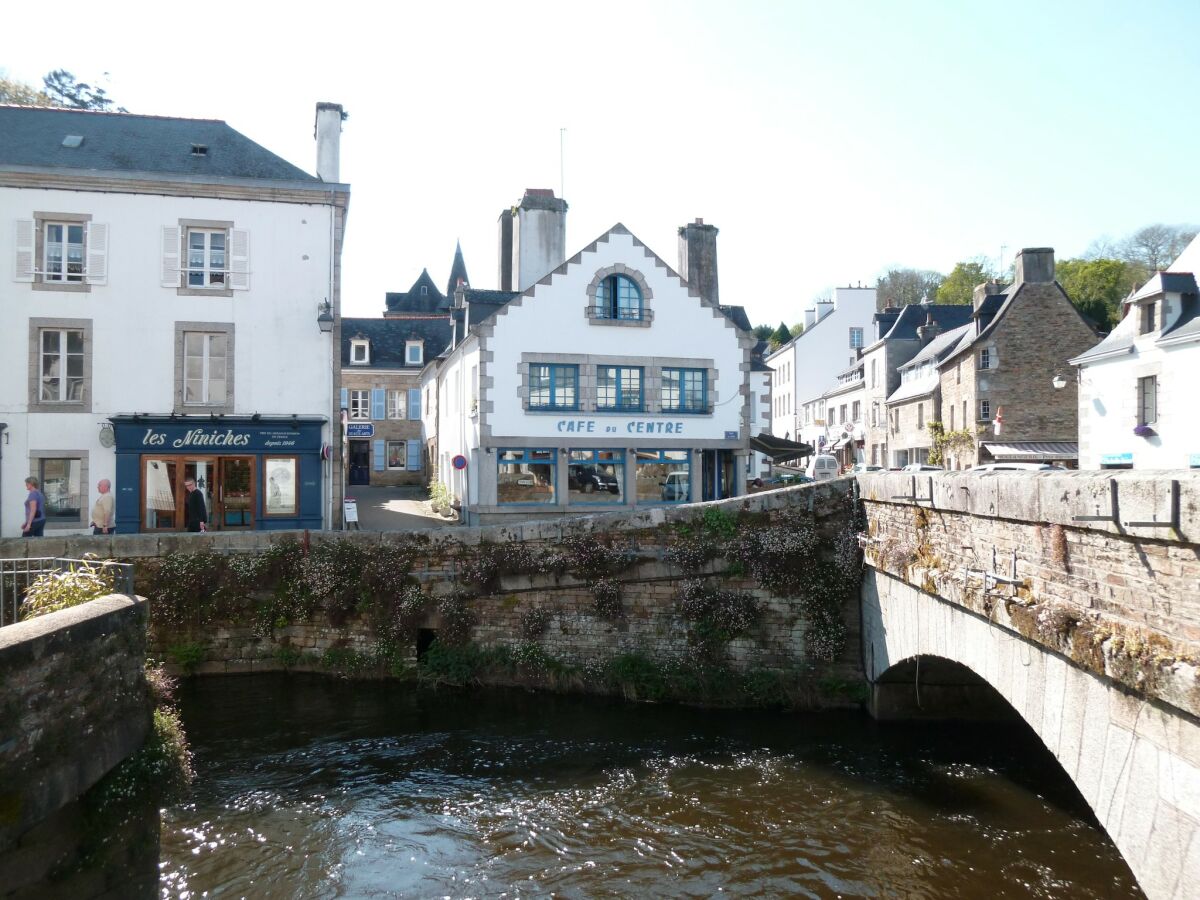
20;558;117;619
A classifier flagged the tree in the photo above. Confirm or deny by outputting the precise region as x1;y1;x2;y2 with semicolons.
752;324;774;341
790;322;805;337
0;75;50;106
41;69;124;111
1056;257;1137;331
769;322;793;347
874;268;944;309
935;260;996;305
1120;223;1197;275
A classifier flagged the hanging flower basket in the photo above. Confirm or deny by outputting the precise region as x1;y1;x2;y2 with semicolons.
1133;424;1156;437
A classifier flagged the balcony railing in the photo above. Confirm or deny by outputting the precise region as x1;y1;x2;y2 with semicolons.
585;305;654;323
1;557;135;627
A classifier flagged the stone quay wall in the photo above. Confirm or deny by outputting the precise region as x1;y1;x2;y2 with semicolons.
0;481;861;697
0;596;151;888
856;470;1200;718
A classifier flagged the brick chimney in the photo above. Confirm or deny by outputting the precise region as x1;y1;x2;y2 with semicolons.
314;102;344;182
916;312;942;346
498;189;568;292
1014;247;1055;284
677;218;719;304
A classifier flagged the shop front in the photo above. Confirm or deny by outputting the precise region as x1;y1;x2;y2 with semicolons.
110;416;325;533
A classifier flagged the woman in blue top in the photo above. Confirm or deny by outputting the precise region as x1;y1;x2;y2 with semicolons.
22;476;46;537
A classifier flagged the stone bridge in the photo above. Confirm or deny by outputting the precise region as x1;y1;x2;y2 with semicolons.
857;470;1200;900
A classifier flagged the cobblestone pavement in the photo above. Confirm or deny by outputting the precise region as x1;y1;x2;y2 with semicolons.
342;485;459;531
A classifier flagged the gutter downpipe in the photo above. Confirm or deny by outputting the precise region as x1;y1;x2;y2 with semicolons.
0;423;5;534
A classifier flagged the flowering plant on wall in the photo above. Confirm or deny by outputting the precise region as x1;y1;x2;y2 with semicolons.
1133;424;1156;437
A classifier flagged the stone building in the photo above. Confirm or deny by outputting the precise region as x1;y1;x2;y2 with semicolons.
936;247;1096;468
340;261;457;487
860;304;973;467
1070;233;1200;469
884;322;972;467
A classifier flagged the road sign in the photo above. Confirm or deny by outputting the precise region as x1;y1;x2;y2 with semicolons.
452;454;468;470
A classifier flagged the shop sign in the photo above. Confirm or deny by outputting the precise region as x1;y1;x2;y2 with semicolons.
113;419;322;453
346;423;375;437
1101;452;1133;465
555;418;689;435
1189;453;1200;468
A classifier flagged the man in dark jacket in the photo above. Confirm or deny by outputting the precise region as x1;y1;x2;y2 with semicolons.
184;477;208;533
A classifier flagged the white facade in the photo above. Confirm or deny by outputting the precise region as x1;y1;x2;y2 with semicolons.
767;286;876;443
1;107;347;536
426;224;754;523
1072;250;1200;470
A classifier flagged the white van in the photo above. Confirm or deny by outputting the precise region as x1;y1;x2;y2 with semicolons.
806;454;840;481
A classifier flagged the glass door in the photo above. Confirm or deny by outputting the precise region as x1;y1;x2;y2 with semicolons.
219;457;254;529
143;458;180;530
183;458;217;530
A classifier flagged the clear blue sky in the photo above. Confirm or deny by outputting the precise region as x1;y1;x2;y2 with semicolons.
4;0;1197;325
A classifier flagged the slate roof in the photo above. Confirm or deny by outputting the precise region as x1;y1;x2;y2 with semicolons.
880;303;974;342
886;323;973;405
719;305;753;332
0;105;320;183
385;269;449;314
342;316;452;367
446;242;469;298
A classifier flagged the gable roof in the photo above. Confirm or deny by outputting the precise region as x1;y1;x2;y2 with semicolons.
446;241;469;298
881;303;975;342
0;105;320;184
341;316;452;367
385;269;449;315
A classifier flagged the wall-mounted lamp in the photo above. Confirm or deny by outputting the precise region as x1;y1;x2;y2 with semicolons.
317;299;334;333
1052;373;1067;390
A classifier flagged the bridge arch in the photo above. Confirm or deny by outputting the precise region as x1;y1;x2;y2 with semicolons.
862;568;1199;900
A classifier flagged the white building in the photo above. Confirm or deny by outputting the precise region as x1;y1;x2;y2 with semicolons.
766;286;876;445
0;103;348;536
1071;235;1200;470
423;193;755;524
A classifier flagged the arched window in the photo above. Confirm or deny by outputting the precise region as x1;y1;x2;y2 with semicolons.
595;274;643;321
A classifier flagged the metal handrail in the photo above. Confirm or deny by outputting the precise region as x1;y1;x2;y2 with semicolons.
0;557;134;628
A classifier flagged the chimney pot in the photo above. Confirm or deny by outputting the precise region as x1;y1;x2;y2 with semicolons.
1014;247;1055;284
677;219;720;304
972;279;1007;311
314;102;344;182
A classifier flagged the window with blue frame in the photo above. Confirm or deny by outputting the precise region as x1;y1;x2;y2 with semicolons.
567;450;624;503
497;449;556;504
528;364;578;410
595;274;643;320
634;450;690;503
597;366;643;411
661;368;707;412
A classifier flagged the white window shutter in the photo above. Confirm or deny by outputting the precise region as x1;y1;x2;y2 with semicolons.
229;229;250;290
161;226;180;287
15;219;36;282
85;222;109;284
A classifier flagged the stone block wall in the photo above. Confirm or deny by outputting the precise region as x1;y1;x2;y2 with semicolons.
0;596;151;883
857;470;1200;717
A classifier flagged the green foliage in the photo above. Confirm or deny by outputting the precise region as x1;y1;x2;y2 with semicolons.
752;324;774;341
926;421;979;467
590;578;623;619
428;479;453;512
519;605;553;640
875;268;945;308
677;579;762;664
166;641;207;674
0;75;51;106
320;646;377;677
769;321;793;347
418;641;496;686
436;591;477;646
1056;257;1135;331
42;69;125;111
20;558;117;619
273;644;302;669
936;259;996;305
605;652;669;702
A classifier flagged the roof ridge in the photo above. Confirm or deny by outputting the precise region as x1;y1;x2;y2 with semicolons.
0;103;227;124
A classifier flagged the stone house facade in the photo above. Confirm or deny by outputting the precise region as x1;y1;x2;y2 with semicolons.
937;248;1097;468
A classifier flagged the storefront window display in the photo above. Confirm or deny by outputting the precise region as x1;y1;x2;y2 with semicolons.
567;450;624;503
635;450;691;503
497;449;556;504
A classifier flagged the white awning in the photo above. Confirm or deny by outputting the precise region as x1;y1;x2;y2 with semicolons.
981;441;1078;461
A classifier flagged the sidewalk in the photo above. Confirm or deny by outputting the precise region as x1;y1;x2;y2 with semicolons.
342;485;459;531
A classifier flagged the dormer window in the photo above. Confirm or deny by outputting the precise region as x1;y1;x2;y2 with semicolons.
1139;301;1158;335
191;144;208;157
595;274;643;320
420;285;428;296
406;341;423;366
350;339;370;365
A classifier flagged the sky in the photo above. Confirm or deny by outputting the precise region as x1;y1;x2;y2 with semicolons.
4;0;1199;326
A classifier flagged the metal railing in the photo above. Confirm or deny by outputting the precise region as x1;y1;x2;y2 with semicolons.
0;557;134;628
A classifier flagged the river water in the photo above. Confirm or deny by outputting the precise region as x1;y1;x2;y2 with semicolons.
159;675;1141;898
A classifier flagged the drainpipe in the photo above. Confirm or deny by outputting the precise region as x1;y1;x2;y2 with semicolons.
0;423;5;535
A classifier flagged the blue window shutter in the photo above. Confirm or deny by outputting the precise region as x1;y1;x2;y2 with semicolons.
406;439;421;471
340;388;349;410
371;388;386;420
408;388;421;420
373;439;385;472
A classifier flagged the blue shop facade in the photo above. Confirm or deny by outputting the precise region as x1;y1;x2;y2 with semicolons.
110;416;326;533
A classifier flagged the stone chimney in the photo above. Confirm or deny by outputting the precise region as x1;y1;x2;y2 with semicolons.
972;280;1007;312
1014;247;1055;284
314;102;344;182
499;189;568;292
677;218;719;304
916;312;942;346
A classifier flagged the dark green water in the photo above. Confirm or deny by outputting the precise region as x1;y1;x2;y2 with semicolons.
159;675;1140;898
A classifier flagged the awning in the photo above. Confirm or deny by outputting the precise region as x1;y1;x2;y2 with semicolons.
980;441;1078;461
750;432;813;462
829;436;850;451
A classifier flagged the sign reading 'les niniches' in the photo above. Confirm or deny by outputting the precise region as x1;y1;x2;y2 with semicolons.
141;427;254;448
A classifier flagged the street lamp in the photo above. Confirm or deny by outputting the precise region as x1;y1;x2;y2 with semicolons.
316;299;334;333
1052;373;1067;390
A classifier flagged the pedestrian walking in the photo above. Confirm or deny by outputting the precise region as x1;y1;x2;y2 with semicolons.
184;476;208;533
91;479;116;535
21;477;46;537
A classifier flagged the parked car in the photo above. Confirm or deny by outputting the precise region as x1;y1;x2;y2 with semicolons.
763;473;814;487
969;462;1067;472
661;472;690;501
851;464;884;473
568;464;620;494
805;454;841;481
901;463;944;472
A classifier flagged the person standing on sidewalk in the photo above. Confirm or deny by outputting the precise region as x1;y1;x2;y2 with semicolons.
91;479;115;535
21;477;46;537
184;476;208;533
